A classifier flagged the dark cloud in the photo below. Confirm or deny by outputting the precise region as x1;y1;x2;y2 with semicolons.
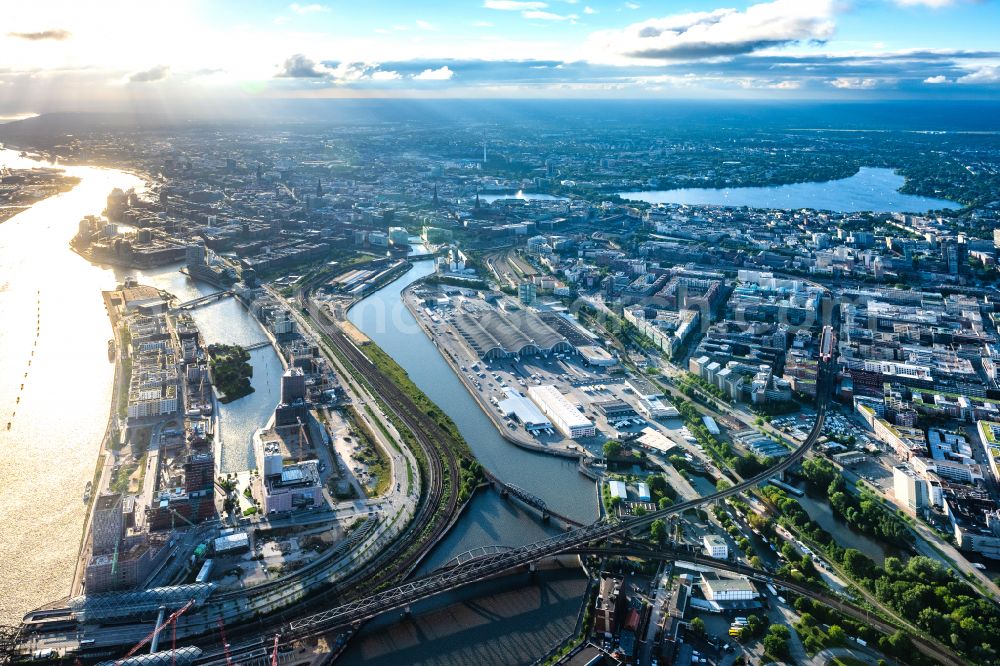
276;54;328;78
129;65;169;83
7;29;71;41
626;39;815;60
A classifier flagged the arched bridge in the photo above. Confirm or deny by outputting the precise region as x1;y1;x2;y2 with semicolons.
440;545;515;570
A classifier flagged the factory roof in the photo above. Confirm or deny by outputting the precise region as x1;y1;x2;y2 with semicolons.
528;384;592;430
452;309;571;356
498;388;552;429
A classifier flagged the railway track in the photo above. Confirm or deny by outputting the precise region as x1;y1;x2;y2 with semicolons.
310;306;464;586
54;296;470;666
575;545;964;666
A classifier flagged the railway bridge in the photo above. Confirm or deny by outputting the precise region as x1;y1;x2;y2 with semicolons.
480;469;585;527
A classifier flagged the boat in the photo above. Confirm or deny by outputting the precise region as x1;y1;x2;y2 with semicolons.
83;481;92;502
107;339;116;362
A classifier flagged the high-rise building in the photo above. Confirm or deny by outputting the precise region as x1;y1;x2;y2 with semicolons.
280;367;307;405
893;465;929;512
92;493;123;556
518;282;537;306
940;238;967;275
185;241;207;268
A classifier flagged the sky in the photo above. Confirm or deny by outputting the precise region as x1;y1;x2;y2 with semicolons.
2;0;999;113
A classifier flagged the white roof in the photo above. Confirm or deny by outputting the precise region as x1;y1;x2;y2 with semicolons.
214;532;249;553
638;426;677;454
498;388;551;428
527;385;591;430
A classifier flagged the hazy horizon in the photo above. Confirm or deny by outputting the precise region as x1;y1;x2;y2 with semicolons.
3;0;1000;116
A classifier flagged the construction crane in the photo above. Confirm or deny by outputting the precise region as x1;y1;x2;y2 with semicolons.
169;506;198;531
115;599;194;664
216;618;233;666
296;417;306;463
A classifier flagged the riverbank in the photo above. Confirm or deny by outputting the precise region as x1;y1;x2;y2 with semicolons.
346;257;597;526
400;279;591;466
0;148;149;624
67;290;128;599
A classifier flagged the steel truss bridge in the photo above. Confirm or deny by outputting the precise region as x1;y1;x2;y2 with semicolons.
481;470;585;527
181;357;837;665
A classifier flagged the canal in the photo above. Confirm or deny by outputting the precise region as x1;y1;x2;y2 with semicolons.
347;259;599;529
341;247;598;664
794;483;891;564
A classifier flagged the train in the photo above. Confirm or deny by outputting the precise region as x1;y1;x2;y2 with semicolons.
819;325;835;362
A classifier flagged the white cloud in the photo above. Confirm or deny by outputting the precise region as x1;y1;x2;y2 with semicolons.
586;0;836;63
923;75;949;84
523;10;577;20
289;3;329;14
625;2;640;9
473;21;494;27
483;1;548;9
416;20;437;30
371;69;402;81
957;65;1000;84
895;0;958;7
583;6;598;14
414;65;454;80
829;77;880;89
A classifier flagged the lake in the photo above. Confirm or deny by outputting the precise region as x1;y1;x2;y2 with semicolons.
618;167;960;213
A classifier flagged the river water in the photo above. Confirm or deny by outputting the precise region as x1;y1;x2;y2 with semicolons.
0;148;281;624
618;167;961;213
794;485;890;564
347;262;599;533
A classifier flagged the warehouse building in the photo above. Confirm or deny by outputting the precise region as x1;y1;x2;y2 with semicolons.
528;385;595;438
452;309;574;360
497;388;552;432
700;575;759;602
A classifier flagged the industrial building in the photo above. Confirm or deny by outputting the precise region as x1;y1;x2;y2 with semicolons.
527;384;595;438
497;388;552;431
893;464;929;512
700;575;758;602
451;309;574;360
